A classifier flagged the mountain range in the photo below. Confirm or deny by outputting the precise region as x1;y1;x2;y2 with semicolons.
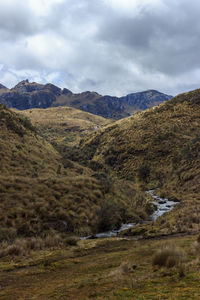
0;85;200;298
0;80;172;119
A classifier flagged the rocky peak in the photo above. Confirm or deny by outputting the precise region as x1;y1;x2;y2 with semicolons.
0;79;173;119
120;90;173;109
62;88;73;96
44;83;61;96
12;80;45;93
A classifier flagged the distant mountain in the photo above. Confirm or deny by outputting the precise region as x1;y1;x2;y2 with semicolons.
0;79;173;119
0;83;7;89
0;83;9;96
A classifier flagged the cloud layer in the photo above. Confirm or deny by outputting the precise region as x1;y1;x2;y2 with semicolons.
0;0;200;96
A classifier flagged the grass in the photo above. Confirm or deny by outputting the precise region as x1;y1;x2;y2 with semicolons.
0;88;200;298
152;244;184;268
15;106;111;146
80;89;200;237
0;235;199;299
0;104;153;241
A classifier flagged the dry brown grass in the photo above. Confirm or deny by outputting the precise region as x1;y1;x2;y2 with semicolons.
153;244;184;268
15;106;111;146
0;234;64;257
81;89;200;236
0;104;153;243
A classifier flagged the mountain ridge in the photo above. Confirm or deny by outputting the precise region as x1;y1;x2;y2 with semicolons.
80;88;200;236
0;80;173;119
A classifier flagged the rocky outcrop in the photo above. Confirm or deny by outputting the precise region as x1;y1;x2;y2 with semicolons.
80;96;127;119
0;80;173;118
0;90;56;109
0;80;59;109
120;90;172;110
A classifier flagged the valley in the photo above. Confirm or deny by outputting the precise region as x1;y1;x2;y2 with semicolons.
0;85;199;299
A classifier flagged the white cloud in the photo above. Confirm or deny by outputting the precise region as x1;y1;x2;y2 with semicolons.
0;0;200;96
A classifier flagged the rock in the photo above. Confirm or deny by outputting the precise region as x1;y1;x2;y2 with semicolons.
158;200;167;204
0;80;173;119
88;235;97;239
131;264;137;270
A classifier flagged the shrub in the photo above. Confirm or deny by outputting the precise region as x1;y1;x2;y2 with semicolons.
153;245;184;268
92;172;113;193
97;199;122;232
43;234;61;248
64;236;78;246
19;116;36;132
138;164;150;182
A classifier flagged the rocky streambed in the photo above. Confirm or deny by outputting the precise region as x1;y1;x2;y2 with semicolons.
82;190;179;240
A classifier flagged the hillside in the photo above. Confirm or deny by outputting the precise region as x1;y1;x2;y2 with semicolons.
0;80;172;119
0;103;154;244
81;89;200;236
0;91;200;299
15;106;111;146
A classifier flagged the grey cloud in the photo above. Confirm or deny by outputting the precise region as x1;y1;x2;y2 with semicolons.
96;0;200;76
0;0;200;96
0;2;43;41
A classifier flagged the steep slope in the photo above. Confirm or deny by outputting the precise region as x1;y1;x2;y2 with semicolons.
15;106;112;146
81;89;200;236
0;83;9;96
0;104;153;242
0;80;172;119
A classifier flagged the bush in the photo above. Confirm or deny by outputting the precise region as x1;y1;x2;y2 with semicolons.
97;200;123;232
92;172;113;193
64;236;78;246
138;164;150;182
153;245;184;268
19;116;36;132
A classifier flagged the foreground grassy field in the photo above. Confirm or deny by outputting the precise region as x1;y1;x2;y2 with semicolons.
0;234;200;299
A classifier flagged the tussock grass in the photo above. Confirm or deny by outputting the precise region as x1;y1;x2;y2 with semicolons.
0;104;153;244
0;234;63;257
81;89;200;236
153;244;185;268
15;106;111;146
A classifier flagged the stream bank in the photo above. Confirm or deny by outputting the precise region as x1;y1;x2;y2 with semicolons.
82;190;179;239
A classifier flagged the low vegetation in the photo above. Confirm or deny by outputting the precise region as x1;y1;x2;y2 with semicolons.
0;235;200;299
0;104;153;245
152;244;184;268
81;89;200;237
0;86;200;297
15;106;111;146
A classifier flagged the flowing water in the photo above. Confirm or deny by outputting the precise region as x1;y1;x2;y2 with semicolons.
82;190;179;239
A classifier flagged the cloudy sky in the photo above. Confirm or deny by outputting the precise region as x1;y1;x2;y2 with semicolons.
0;0;200;96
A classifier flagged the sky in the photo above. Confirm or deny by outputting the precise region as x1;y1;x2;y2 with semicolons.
0;0;200;96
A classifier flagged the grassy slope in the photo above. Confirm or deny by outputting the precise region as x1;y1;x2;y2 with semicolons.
0;235;200;299
1;91;200;298
15;106;111;146
81;89;200;236
0;104;153;242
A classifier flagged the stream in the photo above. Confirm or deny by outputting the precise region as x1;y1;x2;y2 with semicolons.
82;190;178;240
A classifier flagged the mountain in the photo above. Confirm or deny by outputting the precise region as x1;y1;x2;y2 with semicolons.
80;88;200;237
0;83;9;96
0;79;172;119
